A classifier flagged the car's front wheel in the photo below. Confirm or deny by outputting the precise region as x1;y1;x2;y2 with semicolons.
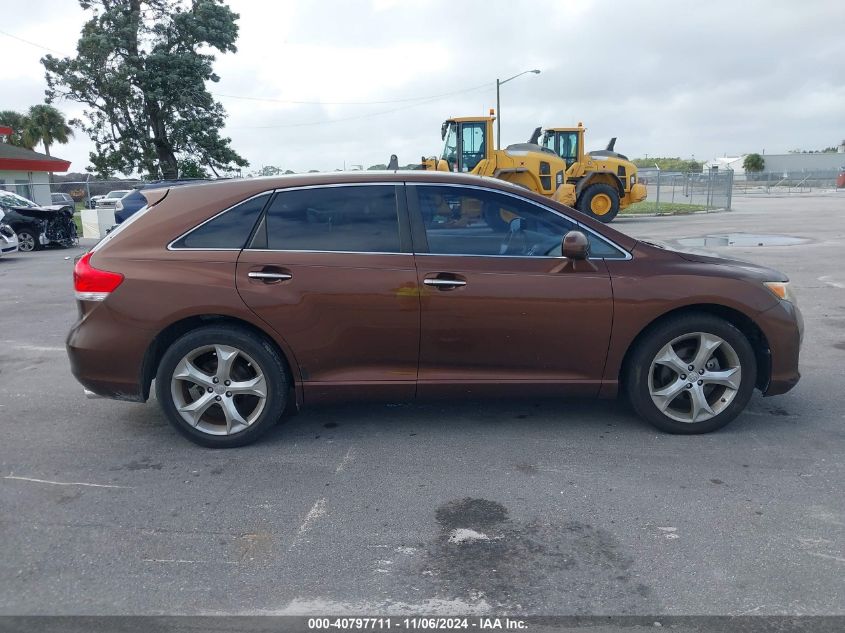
155;326;289;447
16;229;39;252
626;314;757;434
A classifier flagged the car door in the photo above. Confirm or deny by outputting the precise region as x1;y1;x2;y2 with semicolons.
235;183;420;404
407;183;620;399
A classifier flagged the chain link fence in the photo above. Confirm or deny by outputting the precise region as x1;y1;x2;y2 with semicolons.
635;168;734;212
733;169;843;195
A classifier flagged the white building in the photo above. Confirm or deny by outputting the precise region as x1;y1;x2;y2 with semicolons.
703;156;745;176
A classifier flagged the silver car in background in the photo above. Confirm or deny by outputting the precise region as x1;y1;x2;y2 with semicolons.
95;190;131;209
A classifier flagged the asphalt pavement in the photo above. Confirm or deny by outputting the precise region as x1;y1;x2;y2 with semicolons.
0;192;843;616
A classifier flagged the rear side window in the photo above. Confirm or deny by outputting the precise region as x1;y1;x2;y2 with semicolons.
172;193;270;249
262;185;400;253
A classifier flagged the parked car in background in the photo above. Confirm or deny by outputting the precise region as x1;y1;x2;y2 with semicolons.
0;190;78;252
95;190;130;209
67;172;802;447
87;195;105;209
0;219;19;257
115;179;210;224
51;193;76;212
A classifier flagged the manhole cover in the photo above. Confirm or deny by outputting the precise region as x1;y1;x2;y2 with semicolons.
676;233;809;247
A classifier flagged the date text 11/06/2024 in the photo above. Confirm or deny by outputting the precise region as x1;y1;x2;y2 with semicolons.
307;617;528;630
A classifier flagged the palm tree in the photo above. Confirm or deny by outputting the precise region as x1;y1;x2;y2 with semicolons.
24;105;73;157
0;110;36;148
743;153;765;174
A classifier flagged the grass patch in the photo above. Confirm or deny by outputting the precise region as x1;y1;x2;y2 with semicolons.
73;212;82;236
622;201;709;215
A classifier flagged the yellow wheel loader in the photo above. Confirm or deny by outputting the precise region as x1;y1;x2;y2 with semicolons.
535;123;646;222
415;115;646;223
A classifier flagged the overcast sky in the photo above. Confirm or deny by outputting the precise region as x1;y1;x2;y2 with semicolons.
1;0;844;175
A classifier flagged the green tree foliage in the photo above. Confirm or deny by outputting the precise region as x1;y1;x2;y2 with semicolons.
0;110;36;148
632;157;703;172
42;0;248;179
177;157;210;178
24;104;73;156
743;153;765;173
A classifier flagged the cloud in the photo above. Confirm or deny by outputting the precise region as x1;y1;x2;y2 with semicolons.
1;0;843;174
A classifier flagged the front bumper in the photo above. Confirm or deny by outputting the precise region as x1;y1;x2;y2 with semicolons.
759;299;803;396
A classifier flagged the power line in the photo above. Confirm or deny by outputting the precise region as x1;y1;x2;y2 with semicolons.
225;84;495;130
0;27;495;129
211;82;492;106
0;29;67;55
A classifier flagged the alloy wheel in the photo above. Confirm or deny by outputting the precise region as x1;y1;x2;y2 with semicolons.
648;331;742;423
18;232;35;252
170;344;268;436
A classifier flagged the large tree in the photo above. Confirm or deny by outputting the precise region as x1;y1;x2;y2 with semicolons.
42;0;247;179
24;104;73;157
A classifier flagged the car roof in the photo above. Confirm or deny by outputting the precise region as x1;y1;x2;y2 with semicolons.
134;179;212;190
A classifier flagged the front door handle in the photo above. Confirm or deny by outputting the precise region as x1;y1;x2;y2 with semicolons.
423;273;467;290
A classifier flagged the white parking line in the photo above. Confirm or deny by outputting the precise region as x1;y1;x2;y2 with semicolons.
4;474;129;489
288;498;327;550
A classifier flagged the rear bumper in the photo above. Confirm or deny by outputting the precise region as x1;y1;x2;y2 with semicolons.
66;301;154;402
759;300;803;396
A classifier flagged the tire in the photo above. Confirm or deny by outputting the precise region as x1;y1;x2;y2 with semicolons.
16;229;39;252
155;325;289;447
578;184;620;223
625;314;757;434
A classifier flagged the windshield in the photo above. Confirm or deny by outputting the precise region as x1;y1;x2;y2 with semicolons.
107;190;130;199
440;121;458;168
0;190;37;208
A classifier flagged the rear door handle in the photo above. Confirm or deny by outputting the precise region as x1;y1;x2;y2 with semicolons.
423;278;466;288
248;269;293;282
249;271;292;280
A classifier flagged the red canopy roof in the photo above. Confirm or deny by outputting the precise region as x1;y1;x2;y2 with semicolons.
0;142;71;173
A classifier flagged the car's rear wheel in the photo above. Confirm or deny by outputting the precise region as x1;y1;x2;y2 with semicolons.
16;229;39;252
155;326;289;447
626;314;757;434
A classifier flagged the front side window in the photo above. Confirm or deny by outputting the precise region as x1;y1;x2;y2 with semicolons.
263;185;401;253
172;193;270;249
415;185;625;259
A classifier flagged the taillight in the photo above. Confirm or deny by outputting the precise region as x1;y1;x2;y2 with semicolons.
73;251;124;301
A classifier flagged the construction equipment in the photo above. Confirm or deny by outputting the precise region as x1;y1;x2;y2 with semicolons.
419;115;646;222
536;124;646;222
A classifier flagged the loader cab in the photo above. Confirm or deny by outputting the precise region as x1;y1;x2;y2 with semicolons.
440;117;493;173
542;126;585;169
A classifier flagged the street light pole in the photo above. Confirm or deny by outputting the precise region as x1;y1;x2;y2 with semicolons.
496;69;540;150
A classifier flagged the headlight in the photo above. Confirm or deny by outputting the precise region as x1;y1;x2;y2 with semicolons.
764;281;797;305
115;200;123;211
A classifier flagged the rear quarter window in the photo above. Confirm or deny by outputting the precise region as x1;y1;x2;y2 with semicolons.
171;193;270;250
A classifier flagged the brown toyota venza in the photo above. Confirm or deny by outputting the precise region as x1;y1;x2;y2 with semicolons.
67;172;802;447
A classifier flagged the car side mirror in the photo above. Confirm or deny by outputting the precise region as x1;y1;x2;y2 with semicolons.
562;230;590;260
